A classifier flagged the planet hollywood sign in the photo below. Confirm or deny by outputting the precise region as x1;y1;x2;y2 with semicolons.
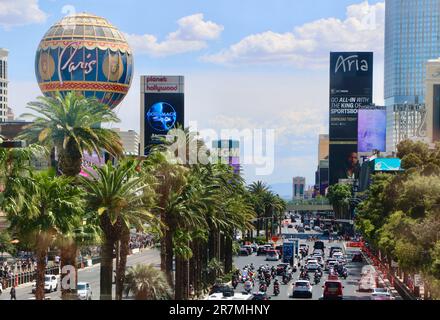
144;76;184;94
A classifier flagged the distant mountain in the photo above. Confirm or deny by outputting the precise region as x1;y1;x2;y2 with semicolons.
269;183;292;201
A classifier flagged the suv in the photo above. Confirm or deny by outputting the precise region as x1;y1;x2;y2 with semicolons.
322;281;344;300
330;246;343;257
32;275;59;293
77;282;93;300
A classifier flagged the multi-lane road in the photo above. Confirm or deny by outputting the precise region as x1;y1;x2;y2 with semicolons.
233;225;375;300
0;248;160;300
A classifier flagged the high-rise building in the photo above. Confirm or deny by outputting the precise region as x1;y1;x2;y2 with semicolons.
385;0;440;152
318;134;329;162
293;177;306;200
0;48;8;123
212;140;240;174
113;128;140;156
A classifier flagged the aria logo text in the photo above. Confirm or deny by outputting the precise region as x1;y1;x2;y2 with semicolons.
335;55;368;73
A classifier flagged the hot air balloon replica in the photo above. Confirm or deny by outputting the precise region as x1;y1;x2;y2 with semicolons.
35;13;133;109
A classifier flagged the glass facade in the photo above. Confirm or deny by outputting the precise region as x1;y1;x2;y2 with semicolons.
0;49;8;122
385;0;440;151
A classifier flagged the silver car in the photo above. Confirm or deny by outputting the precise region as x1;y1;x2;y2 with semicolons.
292;280;313;298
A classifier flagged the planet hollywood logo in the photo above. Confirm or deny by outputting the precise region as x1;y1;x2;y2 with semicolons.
147;102;177;132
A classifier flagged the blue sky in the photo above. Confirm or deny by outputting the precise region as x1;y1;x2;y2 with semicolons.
0;0;385;198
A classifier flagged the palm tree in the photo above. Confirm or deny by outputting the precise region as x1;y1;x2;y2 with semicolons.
18;91;124;298
19;92;123;176
2;170;84;300
124;264;172;300
80;160;157;300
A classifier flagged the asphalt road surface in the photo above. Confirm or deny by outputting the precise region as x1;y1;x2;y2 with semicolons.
0;248;160;301
233;225;372;300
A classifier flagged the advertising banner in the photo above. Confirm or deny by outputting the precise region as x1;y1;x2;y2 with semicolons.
433;85;440;141
329;52;373;186
358;107;387;153
374;158;402;172
319;167;329;196
329;52;373;141
329;143;359;185
141;76;184;155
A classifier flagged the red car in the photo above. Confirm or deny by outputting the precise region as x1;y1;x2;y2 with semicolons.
322;281;344;300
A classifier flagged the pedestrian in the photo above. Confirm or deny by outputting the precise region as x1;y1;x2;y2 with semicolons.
189;284;195;300
10;285;16;300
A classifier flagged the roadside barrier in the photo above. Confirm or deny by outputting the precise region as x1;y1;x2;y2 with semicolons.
1;266;60;289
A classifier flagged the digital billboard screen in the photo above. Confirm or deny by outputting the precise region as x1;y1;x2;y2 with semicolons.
329;143;360;186
358;108;387;153
374;158;402;172
433;85;440;142
142;76;185;155
329;52;373;141
319;167;329;196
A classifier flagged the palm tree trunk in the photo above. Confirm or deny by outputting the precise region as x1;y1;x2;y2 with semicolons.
165;226;174;288
224;235;233;274
60;241;78;300
35;249;47;301
100;238;115;300
160;211;167;274
219;234;225;265
116;227;130;300
175;255;183;300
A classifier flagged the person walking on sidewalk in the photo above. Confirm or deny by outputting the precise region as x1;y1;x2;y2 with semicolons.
10;286;16;300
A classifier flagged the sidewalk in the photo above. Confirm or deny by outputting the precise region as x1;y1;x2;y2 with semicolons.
343;241;402;300
5;246;153;292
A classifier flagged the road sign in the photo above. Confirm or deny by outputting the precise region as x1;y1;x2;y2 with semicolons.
271;236;280;243
414;274;423;287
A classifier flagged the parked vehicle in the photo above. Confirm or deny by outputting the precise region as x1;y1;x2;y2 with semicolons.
31;275;59;293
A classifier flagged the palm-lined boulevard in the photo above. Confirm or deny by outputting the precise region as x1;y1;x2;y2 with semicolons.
0;92;286;300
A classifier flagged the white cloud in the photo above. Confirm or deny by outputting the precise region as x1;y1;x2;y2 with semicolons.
0;0;48;30
124;13;224;57
203;1;385;67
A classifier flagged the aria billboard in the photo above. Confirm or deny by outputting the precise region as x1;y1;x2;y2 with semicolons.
329;52;373;141
329;52;373;185
358;107;387;153
140;76;185;155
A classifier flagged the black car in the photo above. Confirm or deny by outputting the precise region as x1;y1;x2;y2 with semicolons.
288;224;294;229
323;230;330;236
252;292;270;300
257;246;267;256
352;252;363;263
276;263;290;275
314;241;325;251
210;284;234;295
239;248;250;256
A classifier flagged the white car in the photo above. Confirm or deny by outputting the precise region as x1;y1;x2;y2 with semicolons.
371;288;394;300
332;252;344;259
77;282;93;300
325;260;339;271
32;275;59;293
292;280;313;298
306;260;321;272
314;226;322;232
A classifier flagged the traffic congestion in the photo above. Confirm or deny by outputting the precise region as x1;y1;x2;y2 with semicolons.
207;213;399;301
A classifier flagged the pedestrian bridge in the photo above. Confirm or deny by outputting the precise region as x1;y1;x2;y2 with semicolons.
287;203;334;212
